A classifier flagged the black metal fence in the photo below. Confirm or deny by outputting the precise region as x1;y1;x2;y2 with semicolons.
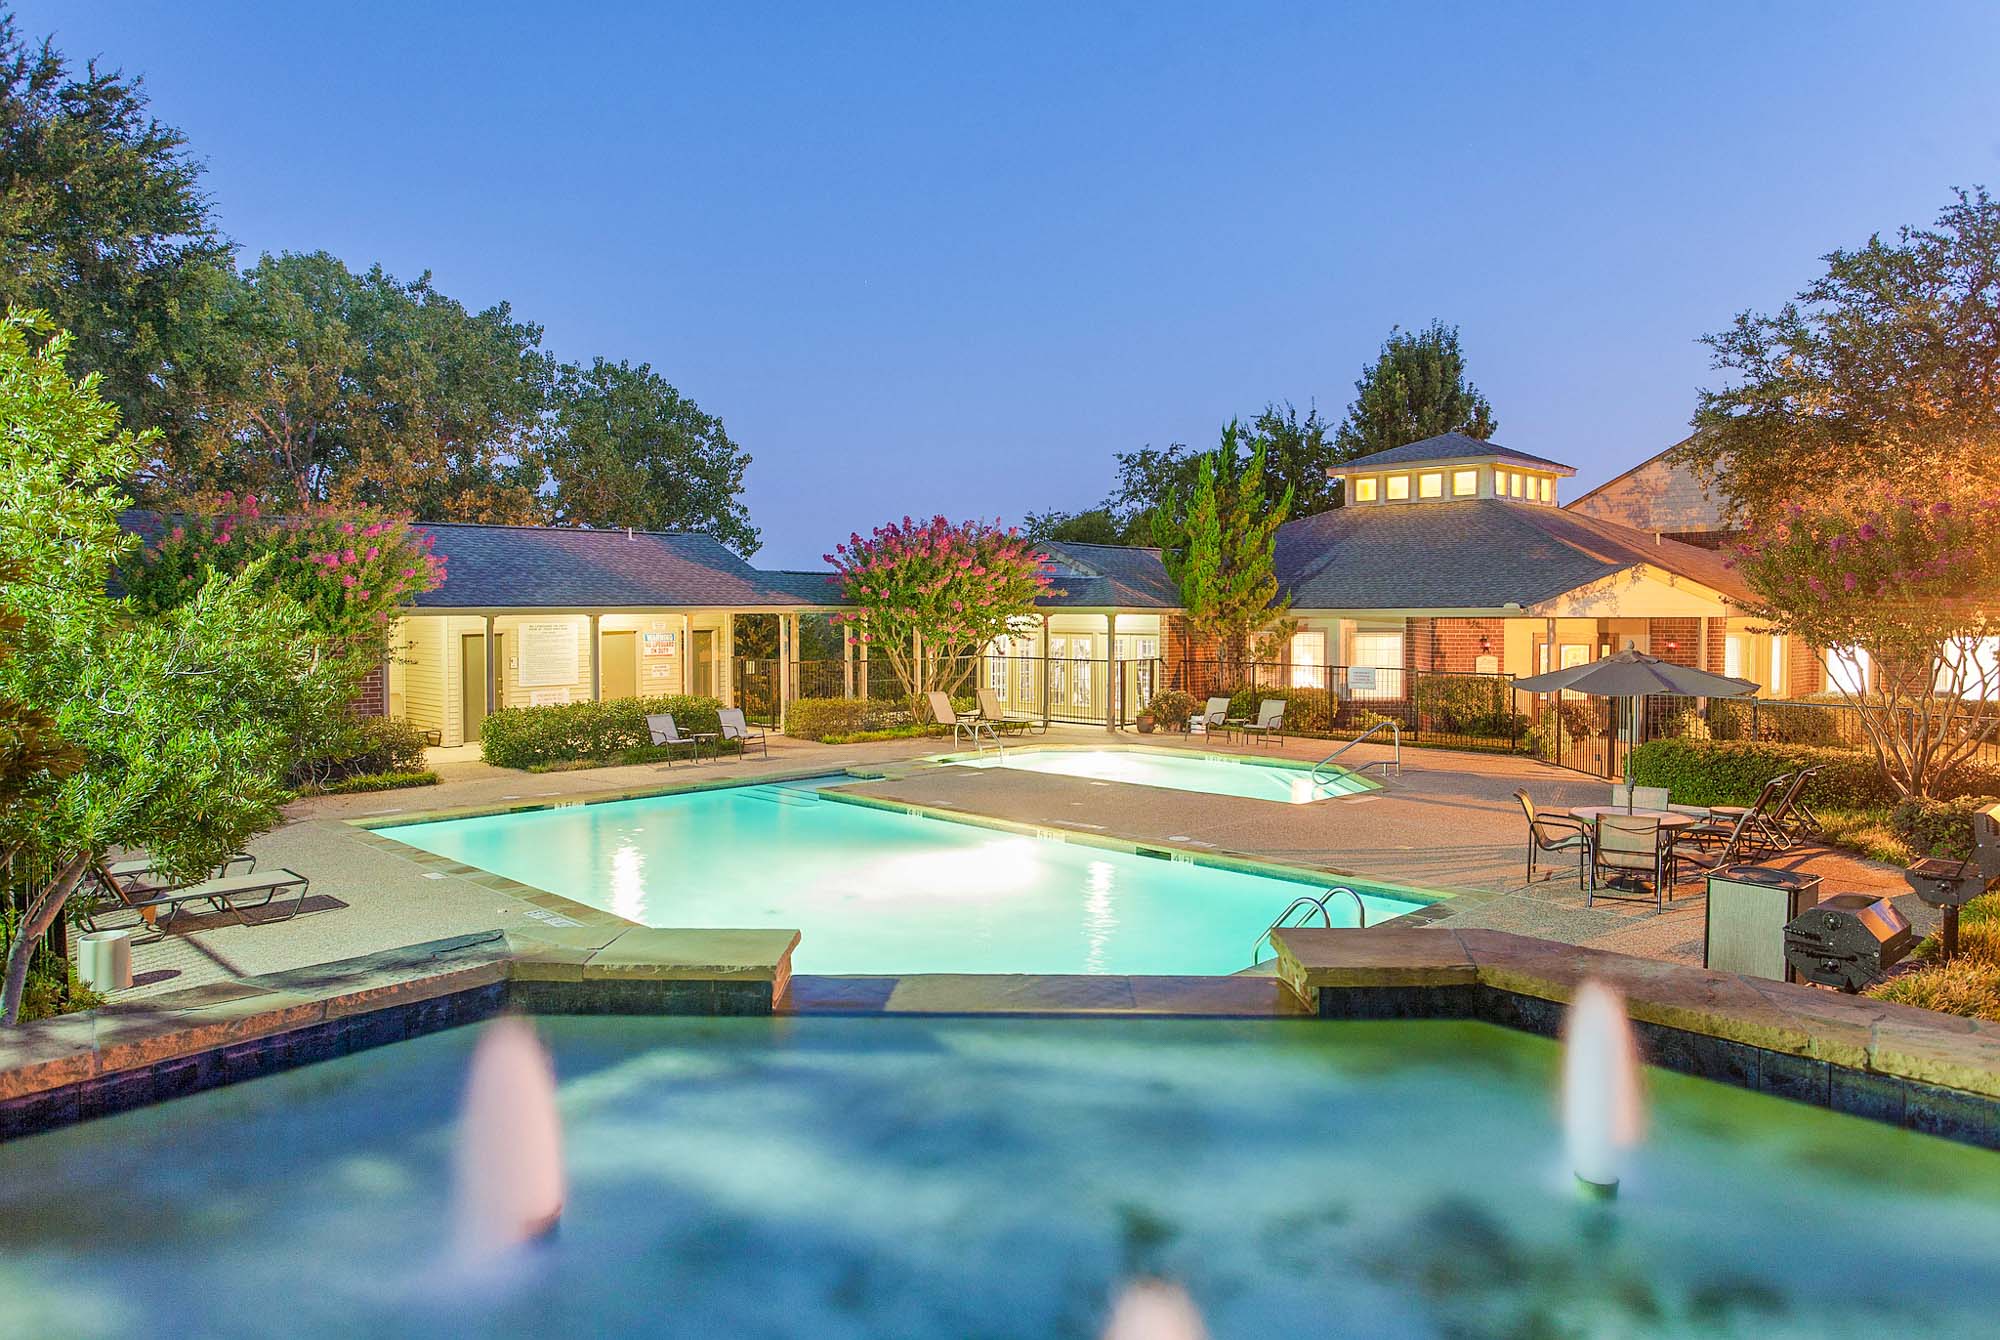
1163;658;1531;755
1638;693;2000;770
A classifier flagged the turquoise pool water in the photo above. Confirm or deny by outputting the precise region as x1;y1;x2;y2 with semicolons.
946;747;1374;803
380;780;1422;974
5;1015;1999;1338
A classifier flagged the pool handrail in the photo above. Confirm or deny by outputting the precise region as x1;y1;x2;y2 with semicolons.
1312;719;1401;785
1251;885;1367;966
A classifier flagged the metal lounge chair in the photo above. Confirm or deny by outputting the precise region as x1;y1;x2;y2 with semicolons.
928;691;997;748
83;862;310;937
1672;803;1767;880
718;707;768;758
975;686;1040;736
1765;765;1825;843
1695;773;1791;853
99;851;257;897
1515;789;1592;886
647;712;717;765
1589;813;1672;910
1191;697;1231;737
1235;699;1287;748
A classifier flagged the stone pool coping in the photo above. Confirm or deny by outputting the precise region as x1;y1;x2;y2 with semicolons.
1271;925;2000;1147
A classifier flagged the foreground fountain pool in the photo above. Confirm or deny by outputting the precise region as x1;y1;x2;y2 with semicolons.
4;1015;1998;1338
377;779;1425;974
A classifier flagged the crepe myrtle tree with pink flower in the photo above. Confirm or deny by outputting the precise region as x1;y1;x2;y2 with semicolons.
1731;488;2000;799
825;516;1058;705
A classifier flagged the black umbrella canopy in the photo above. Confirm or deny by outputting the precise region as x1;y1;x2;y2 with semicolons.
1511;649;1760;699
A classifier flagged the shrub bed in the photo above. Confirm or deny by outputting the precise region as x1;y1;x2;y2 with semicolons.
481;694;726;769
1629;738;2000;810
299;769;440;796
786;697;907;742
1890;795;2000;861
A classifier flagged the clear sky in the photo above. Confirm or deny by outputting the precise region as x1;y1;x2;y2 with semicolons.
20;2;2000;565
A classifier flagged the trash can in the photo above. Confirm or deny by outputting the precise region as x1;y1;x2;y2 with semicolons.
1705;865;1821;981
77;929;134;993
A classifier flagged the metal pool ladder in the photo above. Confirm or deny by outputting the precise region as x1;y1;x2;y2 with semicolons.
1311;718;1401;785
1251;886;1367;966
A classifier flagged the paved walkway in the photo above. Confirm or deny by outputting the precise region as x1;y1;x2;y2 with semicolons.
94;728;1920;1001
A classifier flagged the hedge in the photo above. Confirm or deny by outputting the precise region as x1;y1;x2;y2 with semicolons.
480;694;725;769
1629;738;2000;810
786;697;904;742
1891;795;2000;861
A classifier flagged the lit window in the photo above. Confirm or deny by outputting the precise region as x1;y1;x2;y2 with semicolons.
1452;469;1478;497
1289;630;1326;689
1386;475;1411;500
1538;476;1553;503
1509;472;1523;498
1770;635;1787;696
1418;471;1443;498
1724;636;1744;680
1352;477;1378;503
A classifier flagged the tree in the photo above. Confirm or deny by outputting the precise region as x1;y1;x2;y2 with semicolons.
0;313;335;1025
1244;401;1343;515
1151;422;1294;669
1334;321;1498;460
1020;507;1130;546
0;15;236;453
147;252;553;522
825;517;1056;700
540;357;758;554
1679;187;2000;526
1731;489;2000;800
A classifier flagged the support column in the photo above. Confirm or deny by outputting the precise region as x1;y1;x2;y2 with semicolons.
1041;613;1052;728
589;613;602;701
484;614;498;715
1105;612;1118;733
859;619;870;699
842;626;855;698
681;612;694;696
777;613;793;730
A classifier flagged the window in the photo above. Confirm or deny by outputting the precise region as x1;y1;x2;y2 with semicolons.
1769;634;1788;696
1508;472;1523;498
1386;475;1411;501
1537;476;1553;503
988;638;1010;698
1418;471;1443;498
1559;643;1590;700
1724;635;1744;680
1289;630;1326;689
1452;468;1478;497
1352;477;1378;502
1350;629;1405;700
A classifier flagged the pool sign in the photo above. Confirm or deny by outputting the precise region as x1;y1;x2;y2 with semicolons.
518;620;581;688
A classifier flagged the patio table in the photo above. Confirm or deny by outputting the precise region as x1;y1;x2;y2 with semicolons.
1563;806;1696;831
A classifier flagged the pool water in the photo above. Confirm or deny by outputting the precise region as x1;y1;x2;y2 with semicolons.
4;1015;1998;1339
946;747;1375;803
380;781;1421;975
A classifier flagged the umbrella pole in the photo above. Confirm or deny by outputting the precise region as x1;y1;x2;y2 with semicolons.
1624;696;1636;812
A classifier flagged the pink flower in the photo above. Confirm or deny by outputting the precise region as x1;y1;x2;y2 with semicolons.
366;546;380;560
170;526;185;542
341;573;357;588
1842;573;1858;592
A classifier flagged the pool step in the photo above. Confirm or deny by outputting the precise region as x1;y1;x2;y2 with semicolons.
739;785;822;808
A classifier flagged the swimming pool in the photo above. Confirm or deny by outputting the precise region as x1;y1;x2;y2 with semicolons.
7;1014;1998;1338
943;746;1374;803
378;779;1424;975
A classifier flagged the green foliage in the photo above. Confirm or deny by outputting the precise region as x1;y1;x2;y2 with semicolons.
1413;674;1519;737
1143;690;1195;730
1153;422;1292;660
1706;697;1849;745
479;694;725;769
1658;707;1712;742
784;697;901;742
1020;507;1136;547
0;16;236;451
540;357;758;554
1868;895;2000;1021
1890;795;2000;861
1243;402;1344;516
1223;687;1334;735
303;769;440;796
1629;739;2000;810
1334;321;1498;461
1682;188;2000;525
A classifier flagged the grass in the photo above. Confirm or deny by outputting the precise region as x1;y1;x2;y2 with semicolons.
299;769;440;796
819;725;948;744
525;741;743;772
1866;894;2000;1021
1813;805;1915;866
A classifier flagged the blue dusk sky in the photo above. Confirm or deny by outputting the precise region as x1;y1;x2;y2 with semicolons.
20;2;2000;566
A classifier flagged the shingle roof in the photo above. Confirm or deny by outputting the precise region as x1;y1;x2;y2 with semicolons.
1338;431;1576;476
1034;540;1180;609
408;522;847;609
1274;499;1750;610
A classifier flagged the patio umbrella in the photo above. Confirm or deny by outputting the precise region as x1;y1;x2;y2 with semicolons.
1511;649;1760;808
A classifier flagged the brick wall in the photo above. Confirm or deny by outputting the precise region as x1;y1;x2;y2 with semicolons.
1648;618;1700;668
1162;614;1225;697
1704;618;1728;675
353;661;388;718
1405;617;1506;672
1789;638;1823;696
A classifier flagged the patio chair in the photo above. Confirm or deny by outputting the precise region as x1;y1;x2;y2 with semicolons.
99;851;257;897
1694;773;1790;853
1609;784;1670;811
718;707;768;758
647;712;717;765
1190;697;1231;737
1234;699;1287;748
927;691;998;748
1515;789;1592;886
1766;765;1825;843
975;686;1041;736
1589;813;1673;910
83;862;311;937
1672;804;1767;880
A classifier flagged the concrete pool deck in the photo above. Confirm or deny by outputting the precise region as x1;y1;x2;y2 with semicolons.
90;727;1920;1005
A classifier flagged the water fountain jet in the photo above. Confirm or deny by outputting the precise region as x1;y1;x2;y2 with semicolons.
1101;1278;1208;1340
453;1016;565;1264
1561;979;1642;1199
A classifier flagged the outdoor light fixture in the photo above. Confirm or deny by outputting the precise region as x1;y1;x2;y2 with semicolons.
1666;639;1678;653
1479;636;1492;653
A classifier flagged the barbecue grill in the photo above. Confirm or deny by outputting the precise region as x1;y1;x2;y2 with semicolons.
1904;803;2000;959
1783;893;1914;992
